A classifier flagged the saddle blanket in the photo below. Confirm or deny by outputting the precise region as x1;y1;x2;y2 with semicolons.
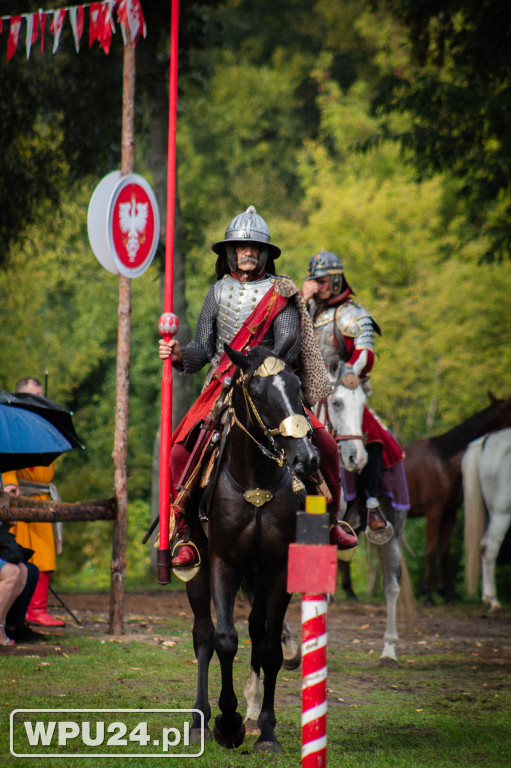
341;461;410;512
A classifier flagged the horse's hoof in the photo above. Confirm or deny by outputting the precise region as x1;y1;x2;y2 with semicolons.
190;726;212;743
379;656;399;667
244;718;260;735
254;739;283;754
213;714;245;749
282;648;301;670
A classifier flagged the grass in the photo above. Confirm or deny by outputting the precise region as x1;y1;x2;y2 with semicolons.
1;589;510;768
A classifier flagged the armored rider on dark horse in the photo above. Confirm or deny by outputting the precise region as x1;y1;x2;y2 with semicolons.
302;251;410;537
159;207;358;574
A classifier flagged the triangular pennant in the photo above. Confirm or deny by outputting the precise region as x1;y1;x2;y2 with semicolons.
69;6;85;53
98;1;113;55
89;2;102;48
26;13;39;59
7;16;22;62
40;12;47;55
117;0;146;47
51;8;66;54
116;0;129;45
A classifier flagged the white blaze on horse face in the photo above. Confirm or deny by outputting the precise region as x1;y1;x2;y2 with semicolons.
328;383;367;472
272;374;317;466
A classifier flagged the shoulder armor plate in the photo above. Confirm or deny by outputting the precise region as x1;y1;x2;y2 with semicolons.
335;300;380;338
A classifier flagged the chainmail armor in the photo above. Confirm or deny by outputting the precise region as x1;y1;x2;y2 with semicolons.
180;276;300;375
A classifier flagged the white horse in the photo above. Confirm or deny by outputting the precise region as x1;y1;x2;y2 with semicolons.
462;428;511;612
317;366;368;472
323;367;413;663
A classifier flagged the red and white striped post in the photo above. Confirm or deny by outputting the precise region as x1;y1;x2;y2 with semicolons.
301;593;328;767
287;495;337;768
157;0;180;585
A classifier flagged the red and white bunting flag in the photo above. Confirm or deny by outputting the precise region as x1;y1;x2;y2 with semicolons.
7;16;22;62
117;0;146;47
89;2;102;48
51;8;66;54
69;6;85;53
98;1;113;54
40;12;47;55
25;13;39;59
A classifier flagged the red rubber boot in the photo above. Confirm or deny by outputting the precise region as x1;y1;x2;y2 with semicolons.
25;572;66;627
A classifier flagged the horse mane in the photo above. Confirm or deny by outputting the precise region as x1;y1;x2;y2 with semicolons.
429;399;504;459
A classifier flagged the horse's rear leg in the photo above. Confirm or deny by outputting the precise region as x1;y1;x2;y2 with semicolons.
378;538;401;664
481;513;510;611
186;569;214;741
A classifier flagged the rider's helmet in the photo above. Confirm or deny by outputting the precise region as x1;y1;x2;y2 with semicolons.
212;206;281;274
305;251;349;296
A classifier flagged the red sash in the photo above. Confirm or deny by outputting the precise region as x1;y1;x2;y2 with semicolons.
172;283;288;445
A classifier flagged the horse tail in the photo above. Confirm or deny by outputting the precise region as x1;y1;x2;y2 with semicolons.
398;553;416;630
462;439;487;596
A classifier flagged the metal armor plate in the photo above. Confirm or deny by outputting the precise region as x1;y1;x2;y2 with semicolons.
213;274;276;362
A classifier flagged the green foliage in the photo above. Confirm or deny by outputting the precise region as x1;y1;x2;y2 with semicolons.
369;0;511;260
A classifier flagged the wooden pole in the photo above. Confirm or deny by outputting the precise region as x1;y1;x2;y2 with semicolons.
157;0;180;584
109;39;136;636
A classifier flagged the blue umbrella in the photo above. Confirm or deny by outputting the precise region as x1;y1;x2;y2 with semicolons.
0;403;73;473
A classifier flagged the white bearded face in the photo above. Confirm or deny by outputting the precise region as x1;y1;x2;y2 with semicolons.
235;243;260;270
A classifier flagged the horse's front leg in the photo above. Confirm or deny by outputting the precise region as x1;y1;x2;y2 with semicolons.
186;565;214;741
211;559;245;749
254;573;291;754
436;504;458;603
423;509;441;605
243;592;265;733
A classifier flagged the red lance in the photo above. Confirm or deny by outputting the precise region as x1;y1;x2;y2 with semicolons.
158;0;180;585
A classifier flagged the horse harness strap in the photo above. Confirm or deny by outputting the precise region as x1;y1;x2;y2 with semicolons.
199;410;233;523
222;462;289;508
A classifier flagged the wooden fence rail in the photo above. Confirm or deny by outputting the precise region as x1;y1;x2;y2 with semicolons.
0;492;117;523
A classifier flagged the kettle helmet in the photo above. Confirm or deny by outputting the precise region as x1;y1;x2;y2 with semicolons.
212;206;281;273
306;251;346;295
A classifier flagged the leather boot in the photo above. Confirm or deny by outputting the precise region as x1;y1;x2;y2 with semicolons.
327;482;358;551
25;572;66;627
171;511;200;568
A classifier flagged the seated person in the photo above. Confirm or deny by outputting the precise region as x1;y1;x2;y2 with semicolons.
0;557;27;647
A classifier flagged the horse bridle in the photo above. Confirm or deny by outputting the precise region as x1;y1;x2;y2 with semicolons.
228;357;312;491
322;372;366;444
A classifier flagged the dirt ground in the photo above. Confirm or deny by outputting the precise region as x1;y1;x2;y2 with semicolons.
36;589;511;661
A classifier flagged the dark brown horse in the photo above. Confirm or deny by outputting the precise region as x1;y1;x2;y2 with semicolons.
405;393;511;604
185;341;319;753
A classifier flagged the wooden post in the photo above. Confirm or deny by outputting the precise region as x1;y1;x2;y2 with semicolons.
109;40;136;636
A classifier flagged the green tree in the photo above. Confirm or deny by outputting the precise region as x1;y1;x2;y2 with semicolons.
369;0;511;260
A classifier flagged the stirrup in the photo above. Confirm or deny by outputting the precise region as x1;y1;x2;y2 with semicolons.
171;539;201;583
330;521;358;563
364;499;394;545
